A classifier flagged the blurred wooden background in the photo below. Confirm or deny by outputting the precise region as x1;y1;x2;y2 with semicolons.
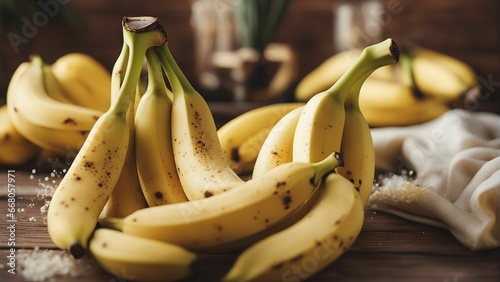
1;0;499;112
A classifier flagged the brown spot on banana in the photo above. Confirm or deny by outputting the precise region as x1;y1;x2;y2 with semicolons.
63;118;77;125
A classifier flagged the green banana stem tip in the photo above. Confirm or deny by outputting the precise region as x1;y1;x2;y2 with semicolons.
158;44;196;96
326;38;400;102
400;45;426;100
313;152;344;180
110;16;167;118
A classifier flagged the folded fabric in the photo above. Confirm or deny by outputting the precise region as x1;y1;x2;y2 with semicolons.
368;109;499;250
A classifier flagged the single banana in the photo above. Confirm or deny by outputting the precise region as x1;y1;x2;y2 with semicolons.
7;107;89;155
358;78;450;127
51;53;112;112
101;152;343;252
89;228;198;282
217;102;304;175
196;180;322;254
0;105;41;166
295;48;396;102
47;17;167;258
251;106;304;179
223;173;364;282
410;45;479;102
410;54;472;104
100;87;148;219
335;74;375;206
135;48;188;206
293;38;399;163
6;55;104;131
158;43;244;200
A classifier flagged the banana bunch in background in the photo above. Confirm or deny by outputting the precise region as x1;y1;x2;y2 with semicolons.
295;44;480;127
1;52;111;167
4;13;401;281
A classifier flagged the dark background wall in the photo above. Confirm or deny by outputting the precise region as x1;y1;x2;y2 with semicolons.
1;0;499;112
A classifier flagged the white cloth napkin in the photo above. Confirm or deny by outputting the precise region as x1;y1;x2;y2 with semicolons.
368;109;500;250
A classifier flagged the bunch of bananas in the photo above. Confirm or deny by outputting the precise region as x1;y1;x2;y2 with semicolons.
4;16;400;281
295;44;480;127
1;50;111;168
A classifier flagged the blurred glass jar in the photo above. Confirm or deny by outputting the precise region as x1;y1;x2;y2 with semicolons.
190;0;297;102
190;0;237;97
333;0;384;52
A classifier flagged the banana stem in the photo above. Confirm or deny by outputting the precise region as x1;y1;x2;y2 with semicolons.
325;38;399;103
109;16;167;119
312;152;344;184
399;46;425;99
344;71;374;109
145;48;167;96
110;43;130;102
158;44;196;96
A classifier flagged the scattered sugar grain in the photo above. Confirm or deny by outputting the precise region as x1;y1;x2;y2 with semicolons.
370;174;431;204
18;247;84;281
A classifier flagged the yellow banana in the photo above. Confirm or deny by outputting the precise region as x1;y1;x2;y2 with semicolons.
89;228;198;282
252;106;304;179
40;57;74;104
7;107;88;155
295;48;396;101
135;48;188;206
0;105;41;166
410;54;471;104
100;88;148;219
6;55;104;131
358;78;450;127
223;173;364;282
158;43;244;200
101;152;343;252
47;17;167;258
336;74;375;206
217;102;304;175
411;45;479;102
51;53;112;112
293;38;399;163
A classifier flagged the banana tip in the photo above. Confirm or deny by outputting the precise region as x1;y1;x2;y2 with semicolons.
69;243;86;259
389;39;400;62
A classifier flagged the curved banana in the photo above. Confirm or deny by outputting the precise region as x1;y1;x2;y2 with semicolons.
252;106;304;179
7;107;89;155
0;105;41;166
411;45;479;102
293;38;399;163
135;49;188;206
223;173;364;282
51;53;112;112
158;44;244;200
295;48;396;102
411;54;472;104
5;60;84;156
197;181;322;254
217;102;304;175
101;152;343;252
358;78;450;127
100;88;148;219
6;55;104;131
335;74;375;206
47;17;167;259
89;228;198;282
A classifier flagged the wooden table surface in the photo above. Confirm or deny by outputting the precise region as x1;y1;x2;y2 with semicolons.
0;168;498;282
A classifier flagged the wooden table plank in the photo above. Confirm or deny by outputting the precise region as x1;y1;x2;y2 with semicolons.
1;170;499;281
